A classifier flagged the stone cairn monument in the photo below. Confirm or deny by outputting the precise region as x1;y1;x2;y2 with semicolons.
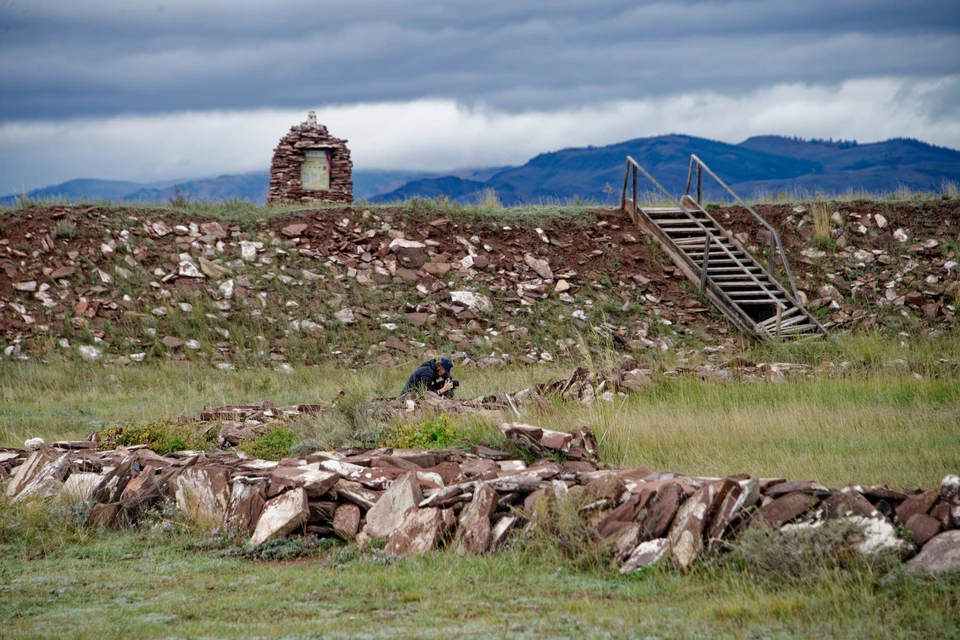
268;111;353;205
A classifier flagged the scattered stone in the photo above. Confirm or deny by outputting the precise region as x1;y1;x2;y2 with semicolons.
449;291;493;313
78;345;102;361
334;308;356;325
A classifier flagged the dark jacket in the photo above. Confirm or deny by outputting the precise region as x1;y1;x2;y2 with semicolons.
401;359;453;397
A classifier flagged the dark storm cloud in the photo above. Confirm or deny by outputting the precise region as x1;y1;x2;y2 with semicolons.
1;0;958;120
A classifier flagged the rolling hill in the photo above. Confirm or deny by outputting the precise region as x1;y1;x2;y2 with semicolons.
372;135;960;205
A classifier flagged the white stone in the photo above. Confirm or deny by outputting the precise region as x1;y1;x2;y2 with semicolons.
178;257;204;279
894;228;909;243
620;538;670;573
77;345;102;361
13;281;37;292
449;291;494;313
130;353;146;362
240;241;262;261
524;253;553;280
184;339;201;350
60;472;102;503
874;214;888;229
219;280;234;299
334;308;356;324
275;363;294;375
24;437;45;451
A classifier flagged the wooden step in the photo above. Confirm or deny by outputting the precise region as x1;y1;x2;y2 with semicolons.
760;307;802;327
724;290;786;299
656;218;713;226
663;227;716;234
707;266;764;273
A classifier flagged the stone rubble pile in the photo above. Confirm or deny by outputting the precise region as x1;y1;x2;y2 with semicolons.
3;434;958;573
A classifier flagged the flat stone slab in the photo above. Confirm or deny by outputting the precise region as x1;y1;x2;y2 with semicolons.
364;471;422;539
250;487;309;547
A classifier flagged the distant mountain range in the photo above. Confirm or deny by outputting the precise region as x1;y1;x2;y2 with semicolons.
371;135;960;205
4;135;958;207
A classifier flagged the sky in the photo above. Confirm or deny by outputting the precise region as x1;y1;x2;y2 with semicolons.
1;0;959;193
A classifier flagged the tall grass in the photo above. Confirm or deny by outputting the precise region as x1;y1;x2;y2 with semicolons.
2;332;957;489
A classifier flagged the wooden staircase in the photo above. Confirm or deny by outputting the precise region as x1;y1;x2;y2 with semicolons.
621;157;828;342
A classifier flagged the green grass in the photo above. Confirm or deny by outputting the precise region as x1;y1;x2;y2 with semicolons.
2;332;958;489
1;519;958;639
1;333;959;637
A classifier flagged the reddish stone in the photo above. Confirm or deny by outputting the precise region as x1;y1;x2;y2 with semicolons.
453;482;499;554
222;478;267;534
406;312;429;326
638;482;683;540
760;492;819;528
895;490;938;523
333;503;361;540
384;507;455;556
905;513;942;547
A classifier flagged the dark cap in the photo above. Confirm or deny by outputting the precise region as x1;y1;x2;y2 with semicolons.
439;358;453;373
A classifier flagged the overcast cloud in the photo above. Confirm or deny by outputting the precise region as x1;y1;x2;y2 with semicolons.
1;0;958;193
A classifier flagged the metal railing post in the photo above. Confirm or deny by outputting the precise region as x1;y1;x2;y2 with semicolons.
696;165;702;204
621;161;629;211
700;237;711;290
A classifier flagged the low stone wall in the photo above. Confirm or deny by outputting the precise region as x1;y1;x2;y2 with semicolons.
3;428;958;574
268;112;352;205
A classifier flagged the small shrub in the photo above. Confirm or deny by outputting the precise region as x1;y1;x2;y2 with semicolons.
97;418;219;455
385;415;465;449
52;219;78;239
240;425;297;460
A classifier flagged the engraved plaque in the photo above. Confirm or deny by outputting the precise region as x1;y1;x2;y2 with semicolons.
301;150;330;191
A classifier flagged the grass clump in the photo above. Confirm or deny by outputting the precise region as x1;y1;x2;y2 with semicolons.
810;200;834;248
51;219;78;239
729;519;901;585
385;415;465;449
239;425;297;460
97;418;218;455
519;491;611;572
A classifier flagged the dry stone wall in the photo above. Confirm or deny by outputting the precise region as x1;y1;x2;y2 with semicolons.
268;112;353;205
3;431;958;574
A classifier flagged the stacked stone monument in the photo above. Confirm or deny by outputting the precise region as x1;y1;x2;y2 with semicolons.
268;111;353;205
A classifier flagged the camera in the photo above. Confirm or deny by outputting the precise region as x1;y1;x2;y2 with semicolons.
451;379;460;388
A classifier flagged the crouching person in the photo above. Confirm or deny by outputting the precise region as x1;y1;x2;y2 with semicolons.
401;357;457;398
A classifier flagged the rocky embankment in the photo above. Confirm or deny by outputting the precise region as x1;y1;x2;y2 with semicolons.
0;201;957;366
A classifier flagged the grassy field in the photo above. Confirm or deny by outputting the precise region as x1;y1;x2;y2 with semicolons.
1;333;959;638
